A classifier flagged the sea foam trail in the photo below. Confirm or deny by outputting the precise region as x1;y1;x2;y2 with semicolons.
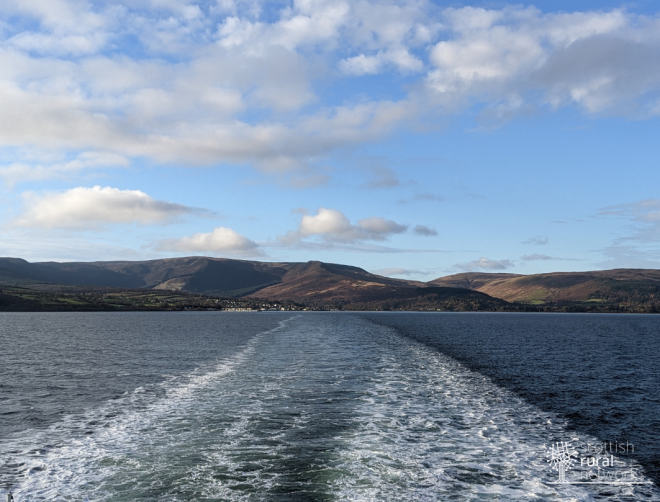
330;319;655;500
2;313;657;501
1;317;295;500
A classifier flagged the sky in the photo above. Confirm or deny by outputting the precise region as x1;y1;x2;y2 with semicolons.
1;0;660;280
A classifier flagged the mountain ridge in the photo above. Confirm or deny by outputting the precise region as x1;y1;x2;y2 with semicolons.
2;256;660;310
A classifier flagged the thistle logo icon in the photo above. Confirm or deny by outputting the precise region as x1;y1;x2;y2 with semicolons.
547;441;578;482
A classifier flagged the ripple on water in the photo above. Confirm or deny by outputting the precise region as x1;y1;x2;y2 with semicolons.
1;313;658;501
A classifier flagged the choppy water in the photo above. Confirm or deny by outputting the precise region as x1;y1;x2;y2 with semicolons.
1;312;659;500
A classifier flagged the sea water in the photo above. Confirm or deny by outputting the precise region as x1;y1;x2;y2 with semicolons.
1;312;658;500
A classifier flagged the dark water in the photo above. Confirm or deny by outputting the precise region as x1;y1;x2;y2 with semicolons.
365;313;660;488
1;313;283;437
1;312;659;500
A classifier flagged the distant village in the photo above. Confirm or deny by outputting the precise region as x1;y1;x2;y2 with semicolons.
0;285;333;312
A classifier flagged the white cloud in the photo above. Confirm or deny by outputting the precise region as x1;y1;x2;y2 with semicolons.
426;7;660;118
453;257;514;271
1;0;110;55
155;226;261;256
339;49;423;75
14;185;199;229
0;2;659;183
0;151;129;187
280;207;408;244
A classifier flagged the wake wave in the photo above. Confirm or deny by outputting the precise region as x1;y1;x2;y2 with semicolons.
2;314;657;501
1;317;295;500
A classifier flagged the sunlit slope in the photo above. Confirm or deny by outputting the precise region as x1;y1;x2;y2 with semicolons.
6;256;660;308
249;261;425;303
0;257;423;299
429;270;660;304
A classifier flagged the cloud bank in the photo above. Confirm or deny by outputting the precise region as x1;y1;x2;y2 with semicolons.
1;2;660;178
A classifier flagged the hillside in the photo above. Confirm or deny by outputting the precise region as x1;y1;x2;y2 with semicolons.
0;256;292;297
430;269;660;306
0;256;427;301
249;261;424;304
3;256;660;311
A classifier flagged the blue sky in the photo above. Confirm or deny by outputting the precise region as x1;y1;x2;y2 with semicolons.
1;0;660;280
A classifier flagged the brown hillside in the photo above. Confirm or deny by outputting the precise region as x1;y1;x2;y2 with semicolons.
249;261;424;303
430;269;660;303
0;256;424;300
0;256;293;296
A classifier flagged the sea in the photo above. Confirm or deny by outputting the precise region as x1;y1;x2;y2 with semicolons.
1;312;659;501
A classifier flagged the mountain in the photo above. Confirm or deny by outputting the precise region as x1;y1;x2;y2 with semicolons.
0;257;513;311
0;256;427;301
0;256;291;297
3;256;660;311
249;261;424;304
429;269;660;305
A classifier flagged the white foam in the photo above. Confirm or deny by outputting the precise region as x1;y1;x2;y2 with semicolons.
2;314;657;501
330;321;657;501
1;317;295;500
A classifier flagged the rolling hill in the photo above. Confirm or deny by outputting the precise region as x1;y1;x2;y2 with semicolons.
429;269;660;305
0;256;429;302
2;256;660;311
0;256;291;297
248;261;424;304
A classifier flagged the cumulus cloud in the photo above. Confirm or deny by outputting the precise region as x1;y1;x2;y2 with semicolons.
426;7;660;120
522;235;549;245
14;185;201;229
453;257;514;271
413;224;437;236
155;226;262;256
0;2;658;183
279;207;408;245
2;0;110;56
339;49;423;75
